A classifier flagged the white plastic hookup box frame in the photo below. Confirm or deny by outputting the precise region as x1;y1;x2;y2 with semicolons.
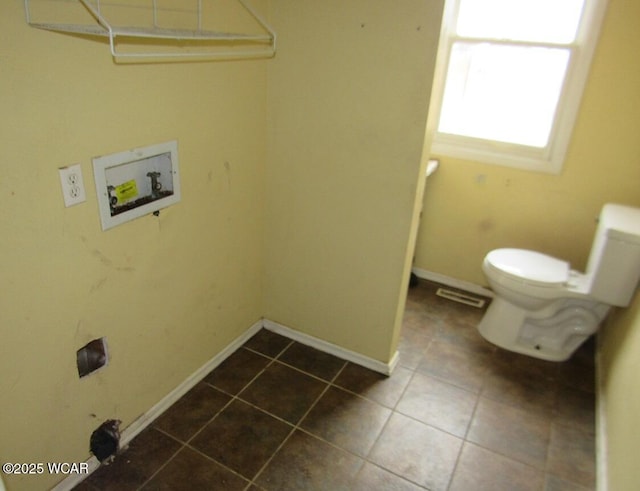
92;140;181;230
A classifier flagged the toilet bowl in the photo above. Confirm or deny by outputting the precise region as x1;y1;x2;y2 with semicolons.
478;204;640;361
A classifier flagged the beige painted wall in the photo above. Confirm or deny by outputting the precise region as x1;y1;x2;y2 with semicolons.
414;0;640;287
0;2;267;489
600;290;640;491
264;0;444;363
596;5;640;475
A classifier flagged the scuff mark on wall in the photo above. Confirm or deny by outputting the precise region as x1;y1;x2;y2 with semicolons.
74;320;82;340
87;246;135;272
9;374;22;391
224;161;232;188
92;250;112;267
478;218;494;234
89;277;108;293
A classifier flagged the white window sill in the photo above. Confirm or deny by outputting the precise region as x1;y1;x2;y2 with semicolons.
431;137;564;175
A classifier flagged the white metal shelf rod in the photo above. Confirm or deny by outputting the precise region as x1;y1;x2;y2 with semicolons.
24;0;276;61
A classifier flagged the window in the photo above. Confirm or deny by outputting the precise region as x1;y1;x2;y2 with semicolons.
429;0;608;174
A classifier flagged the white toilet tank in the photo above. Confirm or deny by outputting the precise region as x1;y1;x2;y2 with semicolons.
587;203;640;306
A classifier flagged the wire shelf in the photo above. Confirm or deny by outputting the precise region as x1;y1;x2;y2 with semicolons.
24;0;276;61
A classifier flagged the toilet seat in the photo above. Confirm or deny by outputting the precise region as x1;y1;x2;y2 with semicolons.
485;249;570;287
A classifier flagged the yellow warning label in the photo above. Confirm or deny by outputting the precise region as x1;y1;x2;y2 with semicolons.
114;179;138;202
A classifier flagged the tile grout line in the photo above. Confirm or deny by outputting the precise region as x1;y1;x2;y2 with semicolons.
131;338;376;489
146;338;343;489
248;359;350;487
134;375;267;489
183;332;448;490
135;341;294;491
443;382;484;491
133;434;185;491
359;367;426;489
266;337;459;490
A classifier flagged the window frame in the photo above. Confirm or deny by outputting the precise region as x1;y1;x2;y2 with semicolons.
429;0;609;174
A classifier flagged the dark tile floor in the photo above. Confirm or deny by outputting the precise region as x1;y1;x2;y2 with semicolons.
75;280;596;490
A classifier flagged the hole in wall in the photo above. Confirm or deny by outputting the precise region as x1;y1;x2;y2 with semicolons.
77;338;108;378
90;419;121;463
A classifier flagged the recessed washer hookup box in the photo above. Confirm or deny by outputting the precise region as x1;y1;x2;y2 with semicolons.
92;140;181;230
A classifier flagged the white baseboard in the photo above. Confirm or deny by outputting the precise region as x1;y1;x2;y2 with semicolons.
595;341;608;491
412;267;493;298
263;319;398;376
52;320;263;491
119;320;264;446
54;317;397;490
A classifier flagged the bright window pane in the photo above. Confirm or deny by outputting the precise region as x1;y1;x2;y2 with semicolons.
438;43;570;147
456;0;585;44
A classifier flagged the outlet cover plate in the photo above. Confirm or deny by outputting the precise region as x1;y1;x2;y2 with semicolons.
59;163;86;207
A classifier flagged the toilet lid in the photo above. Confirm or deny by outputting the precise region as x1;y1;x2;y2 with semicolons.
485;248;570;286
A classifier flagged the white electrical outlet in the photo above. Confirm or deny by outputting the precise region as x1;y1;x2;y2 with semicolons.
59;163;86;207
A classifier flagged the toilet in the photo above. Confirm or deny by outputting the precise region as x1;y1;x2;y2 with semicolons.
478;203;640;361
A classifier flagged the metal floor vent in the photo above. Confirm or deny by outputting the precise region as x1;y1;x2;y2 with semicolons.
436;288;486;308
